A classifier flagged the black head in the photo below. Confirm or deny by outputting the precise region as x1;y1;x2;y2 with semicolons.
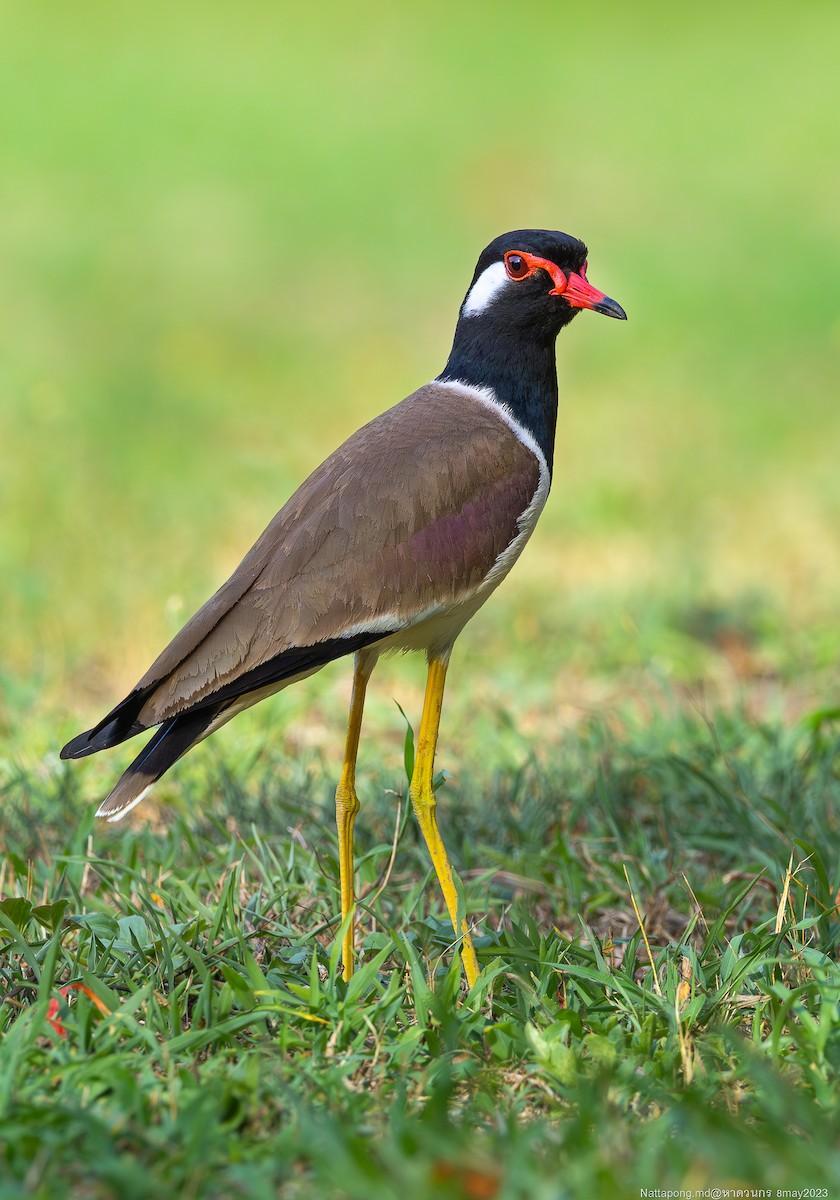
440;229;626;470
460;228;626;336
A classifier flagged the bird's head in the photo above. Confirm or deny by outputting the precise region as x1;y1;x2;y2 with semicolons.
460;229;626;334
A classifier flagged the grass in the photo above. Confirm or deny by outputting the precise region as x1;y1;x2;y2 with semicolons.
2;701;840;1198
3;1;840;1195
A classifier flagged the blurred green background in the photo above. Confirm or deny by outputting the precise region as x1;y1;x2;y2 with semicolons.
2;0;839;739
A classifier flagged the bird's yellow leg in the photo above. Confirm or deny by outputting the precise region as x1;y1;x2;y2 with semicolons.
409;653;480;989
335;652;374;982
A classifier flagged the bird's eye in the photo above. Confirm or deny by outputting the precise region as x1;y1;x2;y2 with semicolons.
504;252;531;280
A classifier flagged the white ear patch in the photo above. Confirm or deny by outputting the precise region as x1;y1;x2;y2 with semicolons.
462;261;510;317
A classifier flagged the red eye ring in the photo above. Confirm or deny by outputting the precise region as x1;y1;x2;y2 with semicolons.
503;250;568;294
504;251;532;280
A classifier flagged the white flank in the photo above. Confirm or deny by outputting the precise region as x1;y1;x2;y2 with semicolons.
434;379;551;587
461;261;509;316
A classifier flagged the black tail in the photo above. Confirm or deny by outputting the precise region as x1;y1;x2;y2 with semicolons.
95;703;225;822
60;685;158;760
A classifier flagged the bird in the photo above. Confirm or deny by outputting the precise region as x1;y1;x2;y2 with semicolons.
61;229;626;989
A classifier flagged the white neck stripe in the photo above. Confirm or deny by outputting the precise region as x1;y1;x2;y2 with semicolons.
434;378;549;481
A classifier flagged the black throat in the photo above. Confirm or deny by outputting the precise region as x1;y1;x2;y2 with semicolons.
438;317;561;473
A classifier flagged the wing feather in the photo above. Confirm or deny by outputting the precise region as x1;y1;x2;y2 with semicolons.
64;382;542;750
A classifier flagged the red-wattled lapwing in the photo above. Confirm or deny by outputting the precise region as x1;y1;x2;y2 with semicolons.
62;229;626;988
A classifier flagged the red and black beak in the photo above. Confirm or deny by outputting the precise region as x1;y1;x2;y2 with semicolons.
561;266;627;320
503;250;626;320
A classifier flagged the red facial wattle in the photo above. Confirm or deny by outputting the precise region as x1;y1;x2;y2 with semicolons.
503;250;626;320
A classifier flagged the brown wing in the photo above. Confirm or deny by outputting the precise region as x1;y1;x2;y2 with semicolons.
63;382;542;750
